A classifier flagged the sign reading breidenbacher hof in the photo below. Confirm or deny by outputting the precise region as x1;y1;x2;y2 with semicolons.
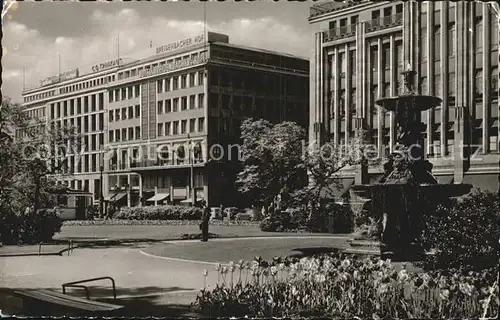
155;34;205;55
39;68;79;87
91;58;122;73
140;52;207;78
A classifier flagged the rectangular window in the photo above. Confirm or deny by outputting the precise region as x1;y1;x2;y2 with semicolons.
181;97;187;111
121;107;127;120
158;100;164;114
122;128;127;141
135;85;140;97
157;80;163;93
165;122;171;136
135;105;140;118
198;118;205;132
109;110;114;122
189;73;195;87
109;130;114;142
198;71;204;86
115;109;120;121
173;76;179;90
165;99;172;113
128;106;133;119
115;129;121;142
189;119;196;133
181;75;187;89
181;120;187;133
189;95;196;109
157;123;164;136
434;25;441;60
165;78;171;92
135;126;141;139
128;127;133;140
173;121;179;135
173;98;179;112
198;93;204;108
475;17;482;50
448;23;455;56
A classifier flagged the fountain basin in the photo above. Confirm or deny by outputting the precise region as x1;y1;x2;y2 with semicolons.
376;95;442;112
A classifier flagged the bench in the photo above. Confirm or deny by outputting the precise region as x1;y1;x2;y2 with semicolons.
13;289;123;315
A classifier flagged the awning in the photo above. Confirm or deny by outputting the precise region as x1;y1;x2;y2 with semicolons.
180;197;204;203
146;193;170;202
110;192;127;202
435;175;454;184
462;174;499;193
491;120;499;128
319;178;355;200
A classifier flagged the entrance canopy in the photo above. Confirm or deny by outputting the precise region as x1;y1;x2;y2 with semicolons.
146;193;170;202
105;192;127;202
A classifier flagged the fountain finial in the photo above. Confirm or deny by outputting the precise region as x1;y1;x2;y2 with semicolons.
401;65;416;94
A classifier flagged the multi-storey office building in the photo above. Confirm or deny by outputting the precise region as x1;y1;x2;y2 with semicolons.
20;32;309;208
309;0;499;197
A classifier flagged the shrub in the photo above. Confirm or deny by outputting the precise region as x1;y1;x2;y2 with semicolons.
113;205;203;221
18;208;63;244
420;189;500;271
193;255;499;318
0;208;21;244
259;204;354;233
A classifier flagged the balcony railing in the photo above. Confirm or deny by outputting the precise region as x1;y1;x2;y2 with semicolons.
322;14;403;42
310;0;370;18
365;14;403;32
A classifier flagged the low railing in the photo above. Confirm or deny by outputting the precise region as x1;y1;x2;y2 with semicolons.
323;14;403;42
62;276;117;300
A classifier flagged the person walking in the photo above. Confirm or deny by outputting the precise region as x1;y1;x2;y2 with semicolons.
200;201;210;242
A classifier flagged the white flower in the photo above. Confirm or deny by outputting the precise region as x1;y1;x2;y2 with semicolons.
215;263;221;271
398;269;409;282
270;266;278;276
314;273;326;283
353;270;360;281
203;269;208;277
278;263;285;271
341;259;351;269
440;289;450;300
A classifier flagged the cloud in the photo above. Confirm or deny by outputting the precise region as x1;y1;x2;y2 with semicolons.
2;8;309;103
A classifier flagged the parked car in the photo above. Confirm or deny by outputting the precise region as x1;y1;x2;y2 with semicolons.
223;207;239;220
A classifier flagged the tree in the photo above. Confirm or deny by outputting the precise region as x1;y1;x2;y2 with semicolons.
236;119;307;207
293;128;376;213
0;97;80;213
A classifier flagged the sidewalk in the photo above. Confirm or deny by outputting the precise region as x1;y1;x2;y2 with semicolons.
0;244;69;257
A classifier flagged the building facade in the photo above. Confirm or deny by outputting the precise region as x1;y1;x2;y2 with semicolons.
309;0;499;196
20;32;309;208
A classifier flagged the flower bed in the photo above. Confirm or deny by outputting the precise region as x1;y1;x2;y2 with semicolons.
63;219;261;226
193;254;499;318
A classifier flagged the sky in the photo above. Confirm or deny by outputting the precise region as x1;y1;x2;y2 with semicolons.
2;0;315;103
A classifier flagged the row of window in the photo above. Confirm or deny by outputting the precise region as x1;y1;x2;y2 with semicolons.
156;71;204;93
109;85;141;103
109;105;141;122
157;118;205;137
24;90;56;103
25;107;46;120
109;126;141;143
53;113;105;134
116;51;206;81
59;75;114;95
157;93;205;114
50;93;105;119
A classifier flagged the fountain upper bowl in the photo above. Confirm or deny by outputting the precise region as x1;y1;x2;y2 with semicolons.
375;95;442;112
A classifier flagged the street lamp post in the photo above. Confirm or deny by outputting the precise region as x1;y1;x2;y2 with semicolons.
187;134;195;207
99;145;105;219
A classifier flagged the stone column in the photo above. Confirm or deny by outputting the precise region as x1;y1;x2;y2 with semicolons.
154;186;158;206
127;174;131;207
138;174;143;207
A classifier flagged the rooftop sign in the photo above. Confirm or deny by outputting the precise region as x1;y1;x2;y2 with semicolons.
139;52;207;78
92;58;122;73
155;34;205;55
39;68;79;87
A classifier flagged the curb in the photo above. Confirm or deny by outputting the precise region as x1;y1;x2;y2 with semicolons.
0;233;349;257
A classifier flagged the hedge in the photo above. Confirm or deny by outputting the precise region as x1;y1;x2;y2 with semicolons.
113;205;203;220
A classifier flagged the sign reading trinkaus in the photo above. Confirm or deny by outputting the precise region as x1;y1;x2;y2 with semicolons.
155;34;205;55
39;69;79;87
92;58;122;73
139;52;207;78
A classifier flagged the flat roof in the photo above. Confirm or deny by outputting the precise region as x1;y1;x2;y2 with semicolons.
211;42;309;61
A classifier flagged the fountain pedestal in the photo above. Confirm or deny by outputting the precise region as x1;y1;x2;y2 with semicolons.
343;68;472;261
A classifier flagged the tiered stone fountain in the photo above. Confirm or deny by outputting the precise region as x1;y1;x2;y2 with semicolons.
345;67;472;260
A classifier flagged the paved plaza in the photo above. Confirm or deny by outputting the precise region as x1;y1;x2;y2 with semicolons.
0;235;349;316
